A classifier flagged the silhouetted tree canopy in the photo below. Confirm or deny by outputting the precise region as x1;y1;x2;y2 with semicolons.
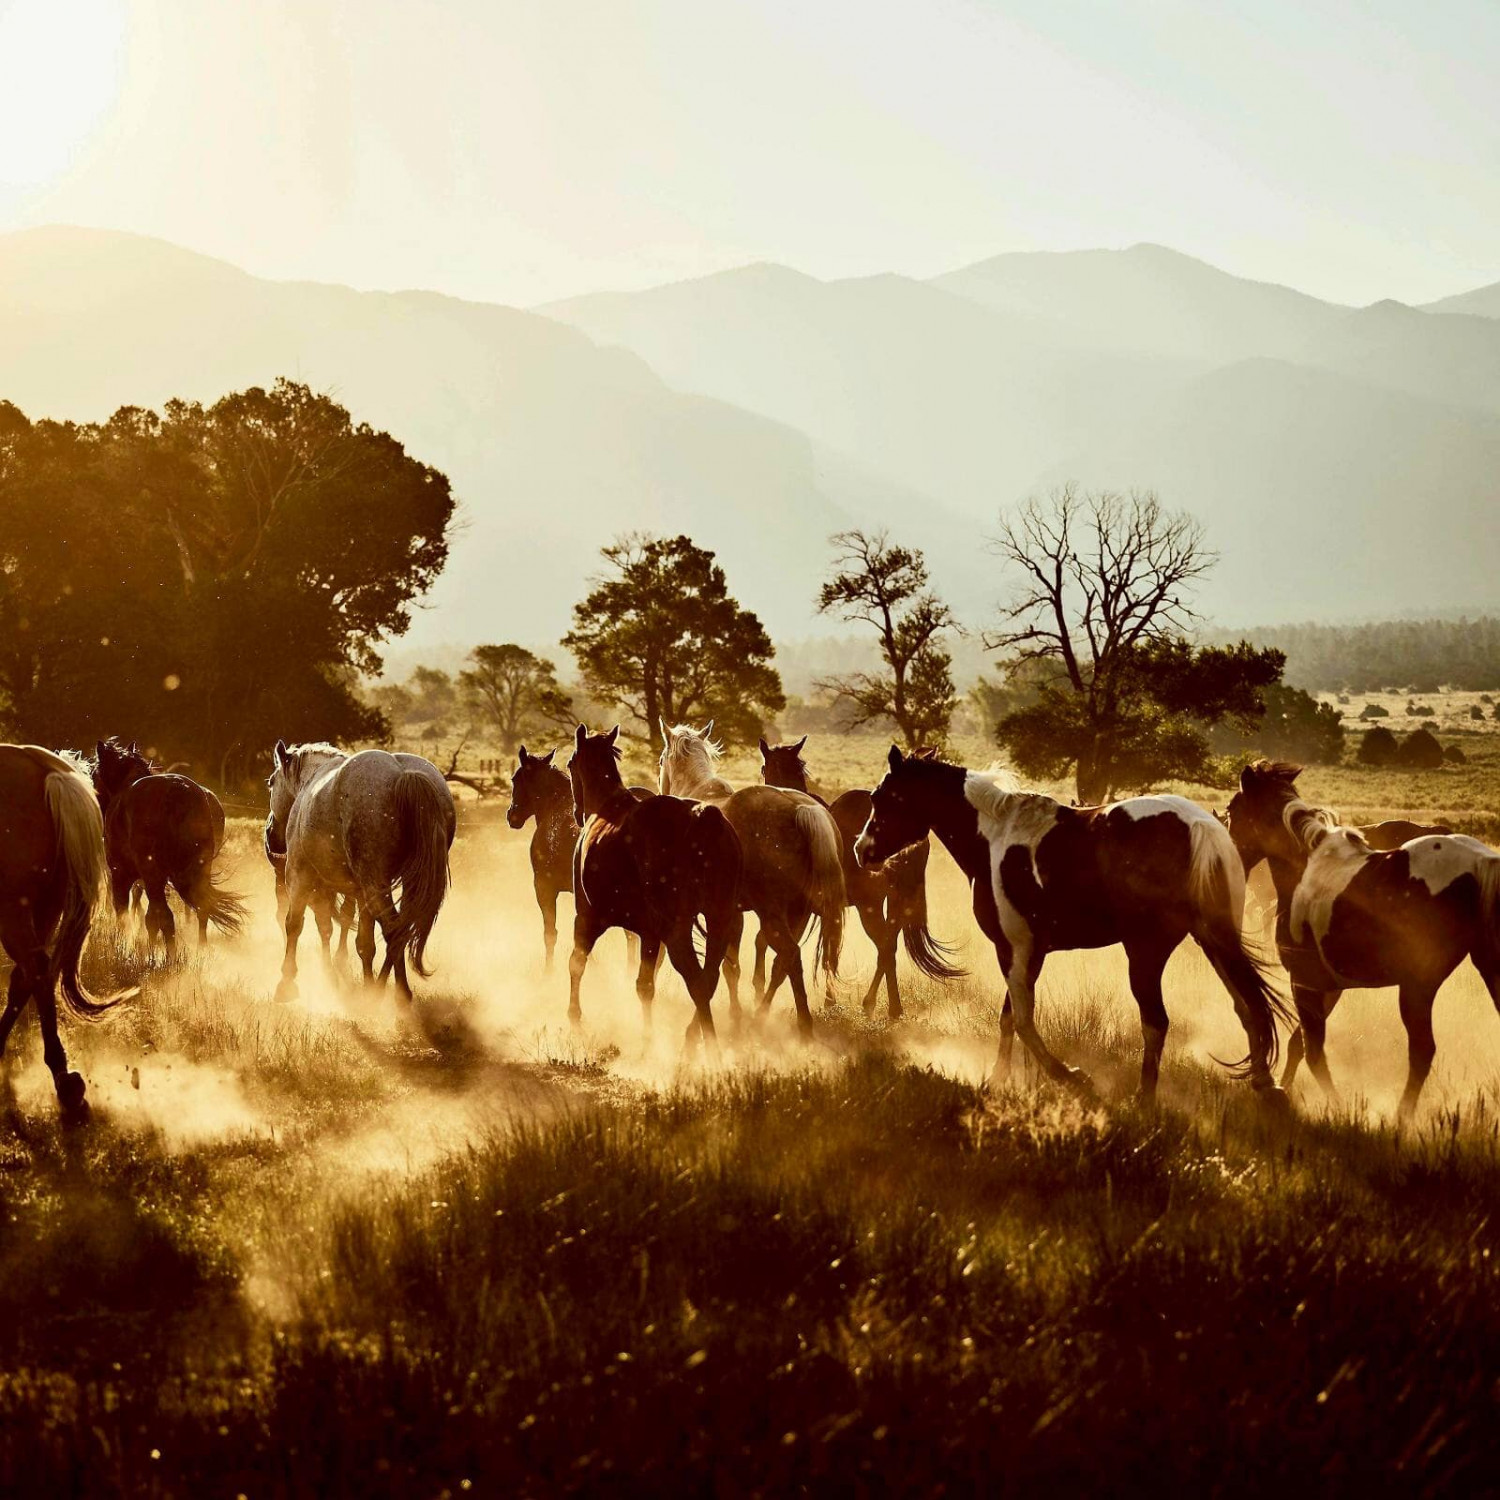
1209;680;1345;766
460;644;574;754
816;529;958;750
562;534;784;748
0;379;453;782
988;487;1282;800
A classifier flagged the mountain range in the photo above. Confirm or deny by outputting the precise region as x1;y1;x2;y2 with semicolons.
2;226;1498;652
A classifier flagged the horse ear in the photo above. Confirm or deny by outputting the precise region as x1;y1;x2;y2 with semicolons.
606;725;620;746
702;719;714;740
274;739;290;771
129;740;139;754
574;723;587;749
517;744;529;763
95;740;109;762
540;748;556;765
758;737;770;759
888;745;905;771
794;735;808;753
658;717;671;745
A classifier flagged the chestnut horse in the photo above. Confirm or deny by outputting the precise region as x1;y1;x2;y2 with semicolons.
567;726;741;1049
508;745;654;971
856;748;1291;1100
0;744;133;1119
758;736;962;1018
93;738;244;952
1226;760;1500;1117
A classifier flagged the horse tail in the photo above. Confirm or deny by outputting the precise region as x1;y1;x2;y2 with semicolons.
796;802;845;983
44;766;133;1021
388;770;452;978
889;843;966;981
194;861;249;936
1188;816;1292;1079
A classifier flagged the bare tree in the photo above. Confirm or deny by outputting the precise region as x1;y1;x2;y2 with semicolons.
988;486;1251;802
817;530;958;750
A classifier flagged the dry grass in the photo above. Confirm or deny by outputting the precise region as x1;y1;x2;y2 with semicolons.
2;756;1500;1494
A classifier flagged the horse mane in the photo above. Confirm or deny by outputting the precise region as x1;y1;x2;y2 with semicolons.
1283;798;1341;852
667;724;723;762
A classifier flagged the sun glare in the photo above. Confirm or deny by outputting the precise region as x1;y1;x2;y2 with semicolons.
0;0;127;195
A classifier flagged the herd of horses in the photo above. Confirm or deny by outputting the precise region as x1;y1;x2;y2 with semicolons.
1;725;1497;1126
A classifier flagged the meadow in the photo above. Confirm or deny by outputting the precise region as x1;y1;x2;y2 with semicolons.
4;718;1500;1495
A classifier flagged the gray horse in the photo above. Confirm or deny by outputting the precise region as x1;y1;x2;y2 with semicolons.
265;742;455;1002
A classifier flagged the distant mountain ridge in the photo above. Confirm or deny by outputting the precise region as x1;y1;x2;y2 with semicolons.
3;224;1499;648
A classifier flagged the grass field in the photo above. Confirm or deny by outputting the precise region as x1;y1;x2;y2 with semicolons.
4;728;1500;1495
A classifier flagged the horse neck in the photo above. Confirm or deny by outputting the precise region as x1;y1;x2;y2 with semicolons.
533;769;577;829
916;767;991;882
579;759;630;817
668;748;727;798
765;763;809;795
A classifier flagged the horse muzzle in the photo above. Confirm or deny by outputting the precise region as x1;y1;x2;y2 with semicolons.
506;806;526;830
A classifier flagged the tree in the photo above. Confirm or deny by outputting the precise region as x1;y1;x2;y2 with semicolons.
460;644;574;754
987;486;1282;801
561;534;784;748
1358;725;1399;767
1397;727;1445;770
0;380;453;782
816;530;958;749
1210;681;1345;765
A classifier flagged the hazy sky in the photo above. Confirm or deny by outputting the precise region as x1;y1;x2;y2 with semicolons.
3;0;1498;307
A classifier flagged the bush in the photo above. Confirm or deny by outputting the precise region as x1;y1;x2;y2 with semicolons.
1445;744;1469;766
1406;700;1435;717
1359;702;1390;720
1358;725;1399;767
1471;705;1486;721
1397;727;1445;770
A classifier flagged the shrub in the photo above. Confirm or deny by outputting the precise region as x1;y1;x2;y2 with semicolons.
1359;702;1390;720
1445;744;1469;766
1358;725;1399;767
1397;727;1445;770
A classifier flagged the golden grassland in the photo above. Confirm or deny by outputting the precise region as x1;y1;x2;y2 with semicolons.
3;770;1500;1495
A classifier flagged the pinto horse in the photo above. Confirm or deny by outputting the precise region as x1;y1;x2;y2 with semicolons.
92;738;244;952
266;742;455;1002
658;723;845;1033
1226;760;1499;1117
0;744;133;1119
568;725;741;1048
758;736;962;1018
855;747;1292;1099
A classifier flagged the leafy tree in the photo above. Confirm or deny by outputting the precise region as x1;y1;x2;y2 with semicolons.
0;380;452;782
1358;725;1399;767
988;486;1282;801
460;644;574;754
562;534;784;748
1210;681;1345;765
407;667;459;725
816;530;958;749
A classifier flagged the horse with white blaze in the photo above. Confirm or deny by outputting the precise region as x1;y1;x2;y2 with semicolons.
855;747;1292;1100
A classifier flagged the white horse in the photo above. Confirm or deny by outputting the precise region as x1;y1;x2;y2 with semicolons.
658;722;845;1033
265;742;455;1002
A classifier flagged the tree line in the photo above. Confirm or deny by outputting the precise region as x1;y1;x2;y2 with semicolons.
0;378;1362;799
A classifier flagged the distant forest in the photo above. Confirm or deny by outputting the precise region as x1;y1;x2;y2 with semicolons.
1230;617;1500;693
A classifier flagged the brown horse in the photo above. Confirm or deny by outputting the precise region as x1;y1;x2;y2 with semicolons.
567;726;741;1049
93;738;245;953
509;745;653;971
1226;760;1499;1116
0;744;133;1119
856;748;1292;1100
758;736;962;1018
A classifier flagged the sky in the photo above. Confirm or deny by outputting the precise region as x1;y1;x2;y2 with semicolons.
2;0;1499;308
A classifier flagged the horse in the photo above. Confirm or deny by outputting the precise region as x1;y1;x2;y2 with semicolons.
1225;759;1500;1117
854;747;1292;1101
265;742;455;1002
567;725;741;1048
758;736;962;1018
508;745;655;971
658;722;846;1034
0;744;134;1119
92;738;245;952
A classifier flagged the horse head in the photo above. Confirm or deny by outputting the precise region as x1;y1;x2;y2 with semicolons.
508;744;561;829
92;736;153;809
569;724;622;825
856;744;952;867
758;735;809;792
658;721;722;796
1225;759;1308;869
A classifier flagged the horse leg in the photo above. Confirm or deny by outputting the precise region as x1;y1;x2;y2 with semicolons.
1125;936;1174;1100
35;975;87;1121
993;992;1017;1083
635;936;661;1031
144;878;176;960
752;927;770;1005
1396;981;1439;1123
0;953;32;1063
568;907;602;1028
535;875;559;973
720;910;744;1020
767;917;812;1038
354;903;378;986
374;891;412;1001
312;895;338;981
336;896;354;960
666;928;718;1057
990;939;1083;1092
275;883;309;1004
1286;986;1340;1098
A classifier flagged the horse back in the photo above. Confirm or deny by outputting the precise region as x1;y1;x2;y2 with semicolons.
0;745;71;904
107;775;220;876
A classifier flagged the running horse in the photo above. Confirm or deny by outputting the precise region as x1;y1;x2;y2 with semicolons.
265;742;455;1002
0;744;133;1119
92;738;244;952
658;723;846;1033
855;747;1292;1101
567;725;741;1048
1226;759;1499;1117
758;736;962;1018
508;744;653;971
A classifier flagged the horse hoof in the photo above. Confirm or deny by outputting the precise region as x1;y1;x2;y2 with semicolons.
273;979;299;1004
57;1072;89;1122
1063;1067;1097;1101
